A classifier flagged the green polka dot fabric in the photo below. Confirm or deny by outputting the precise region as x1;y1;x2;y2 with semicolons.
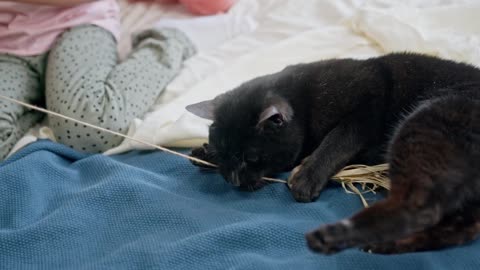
0;24;195;160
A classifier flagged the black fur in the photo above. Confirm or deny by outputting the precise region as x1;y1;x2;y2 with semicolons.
188;53;480;253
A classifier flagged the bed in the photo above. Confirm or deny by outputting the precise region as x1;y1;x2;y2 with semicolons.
2;140;480;269
1;0;480;268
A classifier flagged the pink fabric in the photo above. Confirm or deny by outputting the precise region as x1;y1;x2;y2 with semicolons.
0;0;120;56
179;0;235;15
129;0;236;15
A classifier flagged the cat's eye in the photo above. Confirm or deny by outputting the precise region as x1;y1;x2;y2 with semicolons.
269;114;284;126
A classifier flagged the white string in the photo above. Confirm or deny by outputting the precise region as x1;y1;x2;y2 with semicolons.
1;94;394;193
0;93;397;207
0;94;289;183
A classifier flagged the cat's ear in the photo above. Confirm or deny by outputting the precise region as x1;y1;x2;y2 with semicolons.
257;97;293;128
186;99;215;120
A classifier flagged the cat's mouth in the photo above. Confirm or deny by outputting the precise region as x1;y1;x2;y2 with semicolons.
223;169;266;189
238;179;268;191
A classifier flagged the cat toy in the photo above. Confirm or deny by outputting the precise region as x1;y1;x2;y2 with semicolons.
0;94;390;206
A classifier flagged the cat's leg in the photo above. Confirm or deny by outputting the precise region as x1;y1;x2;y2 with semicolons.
364;203;480;254
306;96;475;254
305;197;444;254
190;143;217;168
288;109;379;202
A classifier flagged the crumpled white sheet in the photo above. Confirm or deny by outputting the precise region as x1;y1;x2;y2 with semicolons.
8;0;480;157
105;0;480;155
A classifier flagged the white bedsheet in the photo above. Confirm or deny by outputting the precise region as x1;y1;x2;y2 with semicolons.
8;0;480;157
106;0;480;155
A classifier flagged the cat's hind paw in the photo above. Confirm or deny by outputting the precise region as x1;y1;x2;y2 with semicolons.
362;242;400;254
306;222;354;254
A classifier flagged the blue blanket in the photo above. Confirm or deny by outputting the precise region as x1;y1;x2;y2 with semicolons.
1;140;479;269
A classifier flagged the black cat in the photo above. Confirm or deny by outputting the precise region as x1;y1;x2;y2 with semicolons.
186;53;480;254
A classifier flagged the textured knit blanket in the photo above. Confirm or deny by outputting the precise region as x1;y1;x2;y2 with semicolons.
1;140;479;269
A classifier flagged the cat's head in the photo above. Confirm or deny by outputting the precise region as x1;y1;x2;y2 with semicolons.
187;77;305;189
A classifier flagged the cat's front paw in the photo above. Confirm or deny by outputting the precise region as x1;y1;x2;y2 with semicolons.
190;143;216;168
288;157;326;202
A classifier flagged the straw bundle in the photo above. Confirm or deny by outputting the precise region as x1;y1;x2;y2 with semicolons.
332;164;390;207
